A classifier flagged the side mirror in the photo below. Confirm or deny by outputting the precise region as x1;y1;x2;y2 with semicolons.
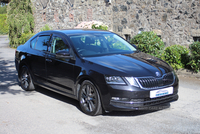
56;50;73;59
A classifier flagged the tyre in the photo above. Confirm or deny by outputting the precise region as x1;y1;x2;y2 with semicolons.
20;66;35;91
78;80;102;116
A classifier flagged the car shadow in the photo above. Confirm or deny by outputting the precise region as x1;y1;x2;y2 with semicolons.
103;104;170;116
35;86;170;117
103;107;170;117
35;86;81;111
0;57;25;95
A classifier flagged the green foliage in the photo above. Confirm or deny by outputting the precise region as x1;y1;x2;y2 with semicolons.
92;24;108;30
40;24;51;31
129;31;200;73
7;0;35;48
130;31;165;58
0;14;8;34
0;4;7;14
187;42;200;72
18;32;35;45
162;45;189;70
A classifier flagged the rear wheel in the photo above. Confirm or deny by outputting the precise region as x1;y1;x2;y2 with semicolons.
20;66;35;91
78;80;102;116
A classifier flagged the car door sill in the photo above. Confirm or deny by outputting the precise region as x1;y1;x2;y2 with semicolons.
35;83;77;100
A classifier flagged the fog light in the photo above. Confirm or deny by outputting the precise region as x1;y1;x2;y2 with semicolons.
111;97;129;101
121;98;129;101
111;97;120;100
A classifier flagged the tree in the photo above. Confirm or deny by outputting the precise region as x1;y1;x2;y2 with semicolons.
7;0;34;47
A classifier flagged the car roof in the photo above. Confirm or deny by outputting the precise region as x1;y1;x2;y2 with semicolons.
39;29;113;35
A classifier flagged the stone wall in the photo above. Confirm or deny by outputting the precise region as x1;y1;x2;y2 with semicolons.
31;0;200;46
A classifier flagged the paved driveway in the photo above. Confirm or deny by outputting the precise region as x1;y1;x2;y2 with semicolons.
0;35;200;134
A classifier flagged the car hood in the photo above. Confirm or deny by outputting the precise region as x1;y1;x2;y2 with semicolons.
83;52;173;77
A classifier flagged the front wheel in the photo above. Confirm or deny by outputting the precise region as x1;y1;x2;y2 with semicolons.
78;80;102;116
20;66;35;91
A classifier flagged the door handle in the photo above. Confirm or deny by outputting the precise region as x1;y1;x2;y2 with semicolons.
46;59;52;62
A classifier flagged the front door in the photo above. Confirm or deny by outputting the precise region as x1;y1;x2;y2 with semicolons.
46;34;75;95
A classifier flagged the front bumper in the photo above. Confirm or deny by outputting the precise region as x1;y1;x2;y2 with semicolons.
99;82;179;112
110;94;178;111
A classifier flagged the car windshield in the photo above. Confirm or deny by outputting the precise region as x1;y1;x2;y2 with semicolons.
69;33;136;57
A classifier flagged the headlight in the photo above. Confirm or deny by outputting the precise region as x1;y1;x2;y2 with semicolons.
125;77;139;87
105;76;125;84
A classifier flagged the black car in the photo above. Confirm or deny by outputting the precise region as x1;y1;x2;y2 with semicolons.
15;29;178;116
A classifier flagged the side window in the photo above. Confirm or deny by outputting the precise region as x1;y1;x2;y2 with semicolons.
35;35;50;51
30;37;37;49
50;37;69;54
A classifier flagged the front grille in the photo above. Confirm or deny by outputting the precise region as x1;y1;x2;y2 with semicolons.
136;72;174;89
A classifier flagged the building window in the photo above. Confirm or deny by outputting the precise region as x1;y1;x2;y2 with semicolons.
193;37;200;42
125;34;131;42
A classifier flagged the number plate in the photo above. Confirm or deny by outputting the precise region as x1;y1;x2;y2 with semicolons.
150;87;173;98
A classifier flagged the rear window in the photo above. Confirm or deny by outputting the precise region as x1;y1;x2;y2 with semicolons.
30;37;37;49
35;35;50;51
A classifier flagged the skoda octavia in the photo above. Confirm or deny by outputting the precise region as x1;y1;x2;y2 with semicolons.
15;29;178;115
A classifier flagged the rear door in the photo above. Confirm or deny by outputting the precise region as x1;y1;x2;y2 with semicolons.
46;34;75;95
29;34;51;84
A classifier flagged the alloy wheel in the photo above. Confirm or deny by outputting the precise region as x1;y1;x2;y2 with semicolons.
79;80;102;116
20;66;35;91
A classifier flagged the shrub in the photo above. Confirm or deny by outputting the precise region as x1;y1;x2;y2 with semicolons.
18;32;35;45
40;24;51;31
187;42;200;72
162;45;189;70
0;14;8;35
130;31;165;58
7;0;35;48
